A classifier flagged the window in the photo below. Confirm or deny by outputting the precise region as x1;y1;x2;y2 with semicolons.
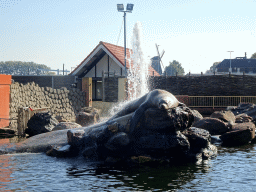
92;80;102;100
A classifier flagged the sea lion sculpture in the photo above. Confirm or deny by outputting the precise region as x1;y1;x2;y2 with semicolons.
108;89;181;135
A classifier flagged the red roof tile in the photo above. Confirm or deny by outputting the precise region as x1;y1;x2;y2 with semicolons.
70;41;159;76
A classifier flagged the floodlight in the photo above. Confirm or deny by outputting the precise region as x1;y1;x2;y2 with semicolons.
126;4;134;11
117;4;124;11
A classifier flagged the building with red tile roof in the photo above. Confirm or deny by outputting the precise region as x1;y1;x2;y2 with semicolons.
70;41;159;78
70;41;159;101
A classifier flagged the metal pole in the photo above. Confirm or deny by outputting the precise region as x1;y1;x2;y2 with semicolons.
227;51;234;73
124;12;127;76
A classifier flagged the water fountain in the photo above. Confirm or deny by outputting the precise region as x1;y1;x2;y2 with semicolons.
127;21;151;100
109;21;151;116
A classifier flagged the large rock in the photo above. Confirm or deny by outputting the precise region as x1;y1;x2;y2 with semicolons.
220;122;255;146
191;110;203;123
235;113;253;123
133;131;190;159
182;127;211;153
228;103;256;123
52;122;82;131
76;107;100;126
2;89;218;165
144;106;194;133
25;112;59;137
210;110;236;124
192;117;231;135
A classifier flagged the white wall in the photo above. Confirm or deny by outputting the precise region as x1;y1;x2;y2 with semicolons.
84;54;123;77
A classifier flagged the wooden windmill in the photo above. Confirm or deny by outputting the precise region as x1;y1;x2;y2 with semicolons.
154;43;165;75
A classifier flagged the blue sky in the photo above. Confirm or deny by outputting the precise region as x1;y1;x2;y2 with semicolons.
1;0;256;74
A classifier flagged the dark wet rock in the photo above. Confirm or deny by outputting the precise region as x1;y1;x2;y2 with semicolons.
67;129;86;148
52;122;82;131
144;106;194;133
228;103;256;123
82;144;98;160
133;131;190;159
182;127;217;162
235;113;253;123
26;112;59;137
105;132;130;151
210;110;236;124
76;107;100;126
182;127;211;153
192;117;231;135
191;110;203;123
220;122;255;146
46;144;73;157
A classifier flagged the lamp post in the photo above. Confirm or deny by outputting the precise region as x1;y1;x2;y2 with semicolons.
117;3;134;76
227;51;234;73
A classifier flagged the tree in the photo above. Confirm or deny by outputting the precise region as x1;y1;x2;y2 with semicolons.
250;52;256;59
164;60;185;76
0;61;52;75
209;61;221;73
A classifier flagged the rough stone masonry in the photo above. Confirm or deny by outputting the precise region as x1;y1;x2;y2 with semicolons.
9;82;86;133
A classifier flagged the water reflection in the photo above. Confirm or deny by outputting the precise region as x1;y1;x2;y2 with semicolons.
1;137;256;191
0;139;14;192
66;161;212;191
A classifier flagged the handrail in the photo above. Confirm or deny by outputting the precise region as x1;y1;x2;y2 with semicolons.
188;96;256;108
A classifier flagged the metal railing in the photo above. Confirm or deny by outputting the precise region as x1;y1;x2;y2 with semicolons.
188;96;256;108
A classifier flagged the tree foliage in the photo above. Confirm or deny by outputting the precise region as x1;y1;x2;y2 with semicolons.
164;60;185;76
210;61;221;72
250;52;256;59
0;61;53;75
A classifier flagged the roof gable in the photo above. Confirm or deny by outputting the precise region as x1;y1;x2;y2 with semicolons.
70;41;159;76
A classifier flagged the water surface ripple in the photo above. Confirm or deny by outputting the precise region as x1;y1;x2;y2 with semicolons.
1;143;256;191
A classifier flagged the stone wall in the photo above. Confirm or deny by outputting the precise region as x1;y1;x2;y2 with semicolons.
9;82;86;132
12;75;76;89
150;75;256;96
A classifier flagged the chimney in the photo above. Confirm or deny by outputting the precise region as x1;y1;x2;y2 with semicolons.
245;52;247;59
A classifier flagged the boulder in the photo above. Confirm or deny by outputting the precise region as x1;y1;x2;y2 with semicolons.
25;112;59;137
182;127;211;153
144;106;194;133
229;103;256;122
133;131;190;159
67;129;86;148
52;122;82;131
192;117;231;135
210;110;236;124
76;107;100;126
191;110;203;123
46;144;72;157
220;122;255;146
235;113;253;123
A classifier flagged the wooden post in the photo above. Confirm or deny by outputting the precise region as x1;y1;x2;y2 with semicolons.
82;77;92;107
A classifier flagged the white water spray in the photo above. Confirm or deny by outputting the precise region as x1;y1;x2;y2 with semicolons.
108;21;151;116
127;21;151;100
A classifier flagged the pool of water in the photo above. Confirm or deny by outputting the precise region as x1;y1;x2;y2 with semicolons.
1;139;256;191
